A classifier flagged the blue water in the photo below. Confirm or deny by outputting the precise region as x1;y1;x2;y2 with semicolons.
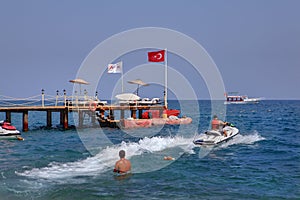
0;100;299;199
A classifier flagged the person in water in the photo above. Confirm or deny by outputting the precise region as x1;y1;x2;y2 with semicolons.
113;150;131;174
164;156;175;160
211;115;227;136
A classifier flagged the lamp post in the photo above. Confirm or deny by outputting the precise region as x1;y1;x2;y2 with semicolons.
55;90;59;106
42;89;45;107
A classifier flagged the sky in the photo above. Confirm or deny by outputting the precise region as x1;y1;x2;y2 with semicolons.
0;0;299;100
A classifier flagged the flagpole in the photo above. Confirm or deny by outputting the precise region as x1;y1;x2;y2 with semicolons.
164;48;168;109
121;61;124;93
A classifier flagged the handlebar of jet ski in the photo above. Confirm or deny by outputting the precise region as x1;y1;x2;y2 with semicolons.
224;122;235;127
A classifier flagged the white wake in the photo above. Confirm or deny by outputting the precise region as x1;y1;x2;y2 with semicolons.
16;132;265;183
16;136;194;183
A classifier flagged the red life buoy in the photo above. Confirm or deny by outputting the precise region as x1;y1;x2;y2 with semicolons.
89;101;97;111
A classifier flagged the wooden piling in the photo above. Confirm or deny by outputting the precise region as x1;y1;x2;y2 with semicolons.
60;110;64;125
23;111;28;132
78;110;83;127
47;110;52;127
5;111;11;123
109;110;114;119
91;111;96;125
63;108;68;129
138;109;143;119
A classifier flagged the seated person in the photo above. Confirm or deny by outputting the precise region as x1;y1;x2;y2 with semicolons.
211;115;227;136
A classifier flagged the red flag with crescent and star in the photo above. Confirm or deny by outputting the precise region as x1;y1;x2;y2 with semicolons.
148;50;165;62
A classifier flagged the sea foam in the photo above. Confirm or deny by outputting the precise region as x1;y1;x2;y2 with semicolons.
16;135;193;182
16;132;265;183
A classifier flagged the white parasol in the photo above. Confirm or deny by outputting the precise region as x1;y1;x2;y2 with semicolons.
69;78;89;94
127;79;149;96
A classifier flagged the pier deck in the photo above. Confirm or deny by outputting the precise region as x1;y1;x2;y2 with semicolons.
0;104;165;131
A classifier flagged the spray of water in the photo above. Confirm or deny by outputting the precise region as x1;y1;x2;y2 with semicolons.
16;131;264;184
16;135;193;182
197;131;265;158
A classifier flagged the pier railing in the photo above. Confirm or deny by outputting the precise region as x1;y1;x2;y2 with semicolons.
0;90;101;108
0;90;104;131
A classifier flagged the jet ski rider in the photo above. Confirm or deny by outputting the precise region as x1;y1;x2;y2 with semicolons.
211;115;227;136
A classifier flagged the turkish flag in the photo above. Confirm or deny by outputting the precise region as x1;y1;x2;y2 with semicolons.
148;50;165;62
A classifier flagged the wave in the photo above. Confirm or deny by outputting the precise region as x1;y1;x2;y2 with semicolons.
196;131;265;158
16;136;194;183
218;131;265;148
16;132;265;183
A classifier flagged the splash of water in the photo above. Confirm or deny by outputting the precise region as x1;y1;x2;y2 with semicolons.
197;131;265;158
218;131;265;148
16;135;194;182
16;131;265;184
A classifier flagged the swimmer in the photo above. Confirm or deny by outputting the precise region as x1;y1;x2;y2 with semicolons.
164;156;175;160
113;150;131;174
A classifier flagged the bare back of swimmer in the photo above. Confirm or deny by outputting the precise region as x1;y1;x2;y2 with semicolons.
114;150;131;174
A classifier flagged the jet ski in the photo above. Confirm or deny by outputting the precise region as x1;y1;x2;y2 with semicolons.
0;120;23;140
193;122;239;146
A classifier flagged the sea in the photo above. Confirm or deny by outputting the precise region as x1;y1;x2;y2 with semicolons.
0;100;299;200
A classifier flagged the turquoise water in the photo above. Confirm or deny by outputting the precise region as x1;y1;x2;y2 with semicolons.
0;100;299;199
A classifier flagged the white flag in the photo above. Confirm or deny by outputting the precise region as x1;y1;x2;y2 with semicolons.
107;61;122;73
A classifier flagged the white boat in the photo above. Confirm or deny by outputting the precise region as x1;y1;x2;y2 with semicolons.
224;92;260;104
0;121;23;140
193;123;239;146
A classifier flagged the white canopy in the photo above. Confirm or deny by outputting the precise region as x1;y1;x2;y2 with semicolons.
115;93;140;101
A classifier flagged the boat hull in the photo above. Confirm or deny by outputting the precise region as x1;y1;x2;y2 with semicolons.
122;117;192;128
224;101;259;105
193;126;239;146
122;119;152;128
0;131;22;140
152;117;192;125
142;109;180;119
224;96;260;105
0;134;22;140
0;121;22;140
98;117;192;129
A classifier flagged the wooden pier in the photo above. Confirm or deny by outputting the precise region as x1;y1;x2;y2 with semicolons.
0;104;165;131
0;90;166;131
0;106;68;131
